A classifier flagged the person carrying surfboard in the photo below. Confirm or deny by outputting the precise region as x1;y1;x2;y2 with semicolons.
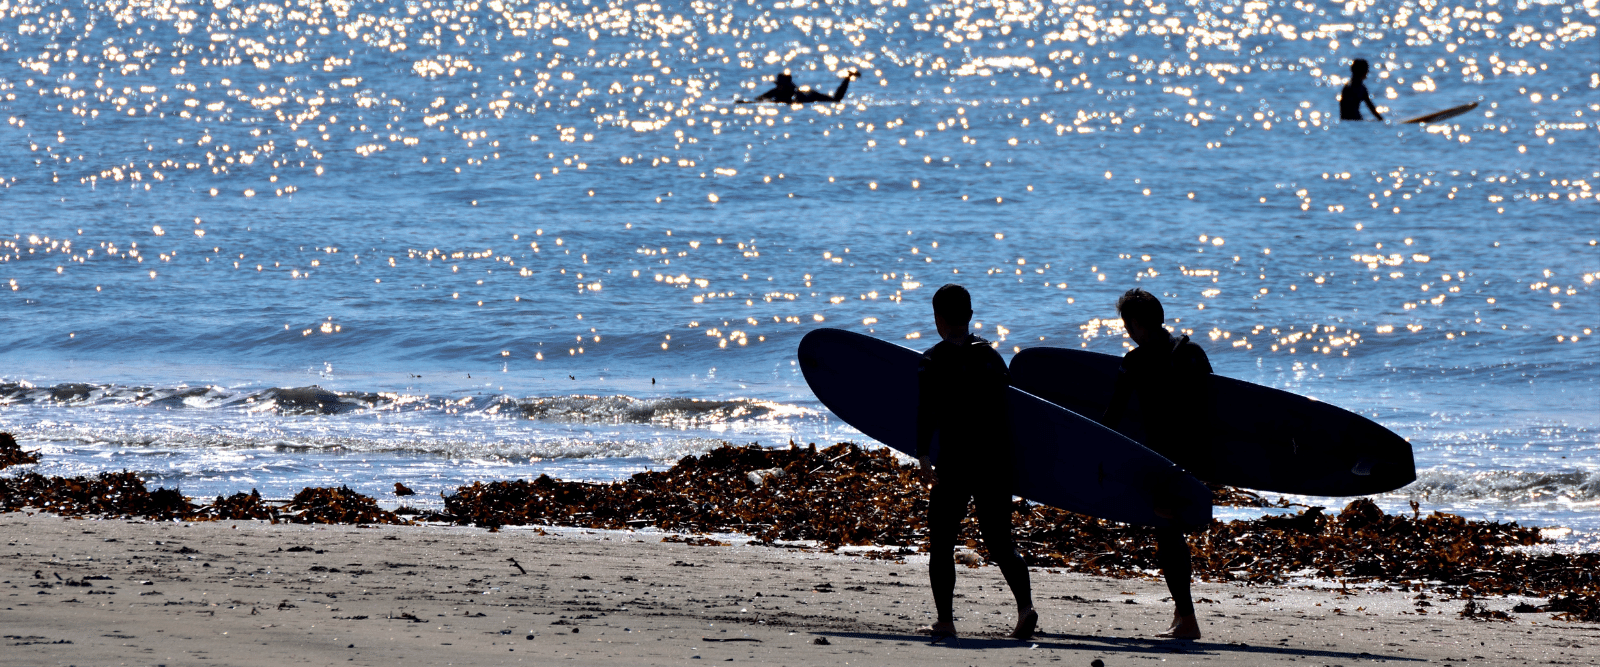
1339;59;1384;121
914;284;1038;642
736;69;860;104
1104;288;1212;639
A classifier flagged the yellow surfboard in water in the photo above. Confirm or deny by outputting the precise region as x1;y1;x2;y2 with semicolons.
1402;102;1479;124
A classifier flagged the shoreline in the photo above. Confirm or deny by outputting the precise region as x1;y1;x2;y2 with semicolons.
4;437;1599;615
4;513;1599;666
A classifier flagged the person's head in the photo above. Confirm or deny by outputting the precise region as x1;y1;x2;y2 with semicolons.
1115;288;1167;347
1350;59;1369;81
775;72;794;87
932;284;972;342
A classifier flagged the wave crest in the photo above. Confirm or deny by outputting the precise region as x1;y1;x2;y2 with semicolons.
1404;468;1600;506
516;395;804;426
0;381;813;424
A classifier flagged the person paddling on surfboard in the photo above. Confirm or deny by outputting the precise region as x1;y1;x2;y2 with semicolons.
1103;288;1212;640
914;284;1038;643
1339;59;1384;121
736;69;860;104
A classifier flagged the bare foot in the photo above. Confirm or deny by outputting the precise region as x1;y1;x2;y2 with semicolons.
1155;613;1201;640
917;620;958;644
1011;607;1039;640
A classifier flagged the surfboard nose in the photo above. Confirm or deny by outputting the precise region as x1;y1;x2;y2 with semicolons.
796;330;825;369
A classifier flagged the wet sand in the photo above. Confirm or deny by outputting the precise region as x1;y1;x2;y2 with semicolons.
4;513;1597;666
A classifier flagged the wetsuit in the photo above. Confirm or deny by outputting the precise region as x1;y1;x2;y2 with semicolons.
915;333;1032;624
1340;79;1382;121
1103;330;1213;620
745;71;855;104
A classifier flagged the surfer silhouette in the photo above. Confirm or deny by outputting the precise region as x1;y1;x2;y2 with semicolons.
737;69;860;104
914;284;1037;642
1102;288;1213;640
1339;59;1384;121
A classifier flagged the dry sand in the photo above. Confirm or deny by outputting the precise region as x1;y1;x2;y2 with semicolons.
3;512;1597;666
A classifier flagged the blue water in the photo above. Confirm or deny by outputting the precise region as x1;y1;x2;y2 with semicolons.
1;0;1595;542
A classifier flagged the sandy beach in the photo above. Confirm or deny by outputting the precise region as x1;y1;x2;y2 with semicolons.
4;513;1597;667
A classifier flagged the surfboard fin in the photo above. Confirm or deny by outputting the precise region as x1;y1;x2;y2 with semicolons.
1351;458;1374;476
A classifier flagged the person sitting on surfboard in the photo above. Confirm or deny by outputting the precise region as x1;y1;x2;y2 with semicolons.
1339;59;1384;121
737;69;859;104
914;284;1038;642
1103;288;1213;640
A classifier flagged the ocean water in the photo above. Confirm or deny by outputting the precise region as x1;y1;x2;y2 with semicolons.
1;0;1595;541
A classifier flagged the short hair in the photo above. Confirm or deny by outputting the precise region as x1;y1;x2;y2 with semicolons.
932;284;972;322
1351;59;1370;77
1116;288;1164;327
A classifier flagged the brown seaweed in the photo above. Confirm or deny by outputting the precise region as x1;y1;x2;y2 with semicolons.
283;486;408;525
432;442;1599;615
0;433;41;470
0;471;192;519
1459;599;1513;621
1512;594;1600;623
203;489;279;522
1206;482;1297;508
1;432;1594;622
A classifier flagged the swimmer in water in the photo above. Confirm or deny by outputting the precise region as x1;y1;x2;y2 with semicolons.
1339;59;1384;121
738;69;860;104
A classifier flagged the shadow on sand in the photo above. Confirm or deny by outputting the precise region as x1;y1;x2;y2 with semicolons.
813;629;1424;662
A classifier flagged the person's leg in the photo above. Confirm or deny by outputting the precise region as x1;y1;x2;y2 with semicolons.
973;484;1036;638
925;480;966;629
1155;527;1201;639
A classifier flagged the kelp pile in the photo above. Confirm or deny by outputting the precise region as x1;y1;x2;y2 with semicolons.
285;485;408;525
1509;595;1600;623
0;469;406;525
440;443;924;546
1;433;1594;621
205;489;279;521
0;433;40;469
0;471;194;520
1206;482;1293;508
0;433;404;525
432;443;1596;620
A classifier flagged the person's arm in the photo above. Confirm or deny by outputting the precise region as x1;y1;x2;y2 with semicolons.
1173;342;1216;460
915;353;938;480
1182;341;1214;375
1363;89;1384;121
826;70;858;102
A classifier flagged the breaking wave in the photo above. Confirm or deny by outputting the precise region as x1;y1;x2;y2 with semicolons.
1402;467;1600;507
515;394;804;426
5;427;741;462
0;380;813;424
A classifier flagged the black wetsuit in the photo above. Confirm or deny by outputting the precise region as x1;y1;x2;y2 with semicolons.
1340;80;1381;121
1104;331;1213;618
746;72;854;104
915;333;1032;623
